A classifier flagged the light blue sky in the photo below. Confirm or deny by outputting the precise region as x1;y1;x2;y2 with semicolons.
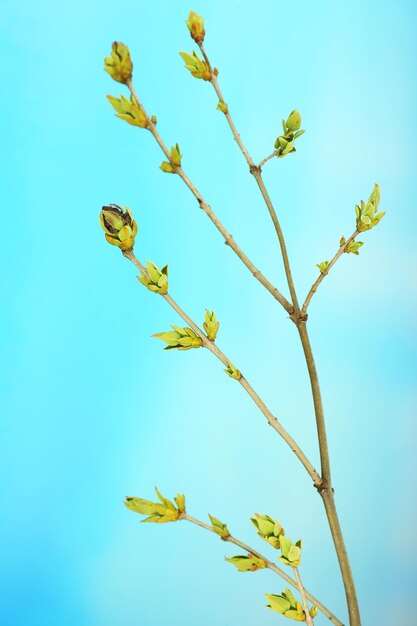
1;1;416;625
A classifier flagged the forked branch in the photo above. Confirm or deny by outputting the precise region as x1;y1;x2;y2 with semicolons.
122;247;321;487
301;230;360;316
198;41;300;315
183;513;344;626
124;79;293;315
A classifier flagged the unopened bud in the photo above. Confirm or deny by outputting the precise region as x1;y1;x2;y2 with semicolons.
106;94;147;128
203;310;219;341
185;11;205;43
179;51;211;80
99;204;138;250
285;109;302;131
153;325;203;351
104;42;133;84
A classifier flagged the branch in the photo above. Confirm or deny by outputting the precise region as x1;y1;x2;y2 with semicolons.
183;513;344;626
293;567;314;626
258;150;279;169
296;322;361;626
301;230;360;317
122;247;321;487
197;42;300;315
196;41;362;624
124;79;292;316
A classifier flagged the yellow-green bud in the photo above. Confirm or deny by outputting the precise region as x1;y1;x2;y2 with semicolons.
174;493;186;513
104;42;133;84
160;144;182;173
225;554;267;572
224;362;241;380
203;310;219;341
208;514;230;539
170;143;182;167
266;588;317;620
316;260;329;274
106;94;148;128
217;100;228;113
179;51;211;80
138;261;168;294
124;487;185;523
274;135;297;158
250;514;284;549
160;161;175;173
278;536;302;567
345;240;364;255
355;184;385;232
274;111;305;158
285;109;302;131
99;204;138;250
185;11;205;43
368;183;381;211
153;325;203;351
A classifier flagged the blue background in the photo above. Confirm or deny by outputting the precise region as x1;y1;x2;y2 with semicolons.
1;1;416;624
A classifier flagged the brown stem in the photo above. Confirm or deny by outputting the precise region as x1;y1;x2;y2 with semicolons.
293;567;314;626
297;323;331;485
320;490;361;626
297;323;361;626
251;168;300;313
258;150;279;169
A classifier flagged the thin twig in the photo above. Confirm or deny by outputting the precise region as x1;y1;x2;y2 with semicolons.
124;79;293;315
258;150;279;169
301;230;360;316
293;567;314;626
183;513;344;626
251;169;300;312
122;247;321;487
198;42;300;316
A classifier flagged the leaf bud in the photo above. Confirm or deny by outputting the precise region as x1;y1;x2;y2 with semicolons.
316;261;329;274
99;204;138;250
185;11;205;43
285;109;302;131
355;184;385;232
208;514;230;539
160;161;175;173
345;240;364;255
250;513;284;549
179;50;211;80
124;487;185;523
137;261;168;294
203;310;219;341
217;100;228;113
274;110;305;158
104;42;133;84
224;362;241;380
153;325;203;350
106;94;148;128
278;536;302;567
225;554;267;572
266;588;317;620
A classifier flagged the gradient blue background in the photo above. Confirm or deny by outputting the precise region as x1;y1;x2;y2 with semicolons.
1;1;416;624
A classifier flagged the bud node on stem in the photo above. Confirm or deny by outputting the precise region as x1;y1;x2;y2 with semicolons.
314;479;328;493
